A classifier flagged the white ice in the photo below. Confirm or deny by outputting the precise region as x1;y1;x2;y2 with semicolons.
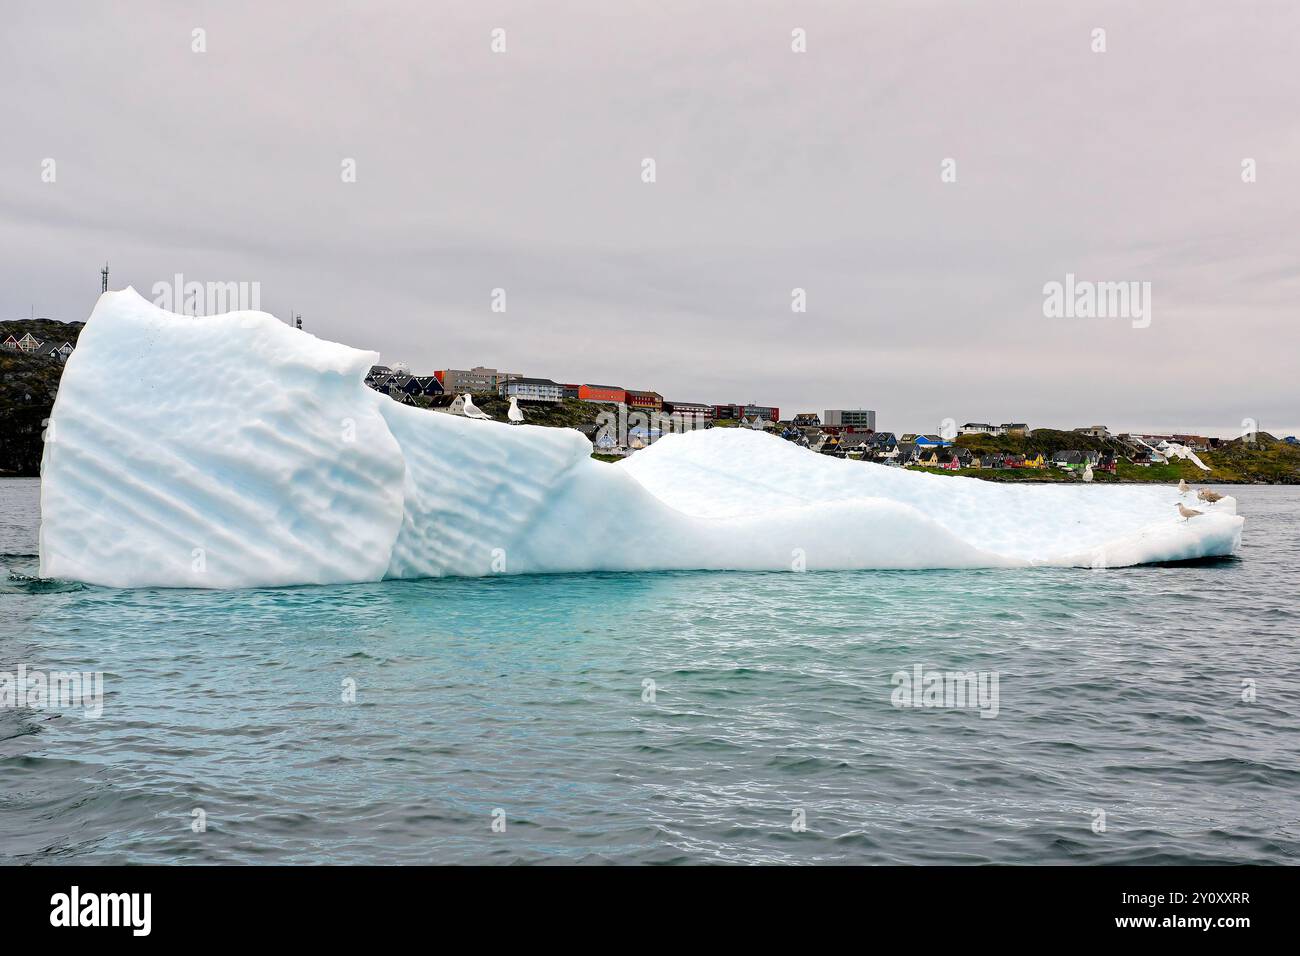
38;289;1245;588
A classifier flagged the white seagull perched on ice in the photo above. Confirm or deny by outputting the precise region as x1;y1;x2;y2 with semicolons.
1178;478;1189;494
507;396;525;424
1082;463;1094;482
1197;488;1223;503
1177;503;1203;520
462;394;491;420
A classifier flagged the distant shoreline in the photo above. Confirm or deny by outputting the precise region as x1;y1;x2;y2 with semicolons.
885;463;1297;486
923;476;1296;486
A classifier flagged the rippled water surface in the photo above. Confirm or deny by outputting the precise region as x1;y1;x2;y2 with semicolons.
2;477;1298;864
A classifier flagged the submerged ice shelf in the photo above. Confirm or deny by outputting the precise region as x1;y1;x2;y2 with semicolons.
39;289;1245;589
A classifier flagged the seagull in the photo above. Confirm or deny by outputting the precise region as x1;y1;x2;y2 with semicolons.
1131;435;1169;465
1178;478;1189;495
1197;488;1223;503
462;393;491;420
1082;463;1094;482
507;396;525;424
1177;503;1203;520
1164;442;1211;472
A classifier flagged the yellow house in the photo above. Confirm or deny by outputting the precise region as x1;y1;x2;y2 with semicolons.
1023;452;1044;469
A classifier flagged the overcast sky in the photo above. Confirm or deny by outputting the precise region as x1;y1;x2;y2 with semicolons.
4;1;1297;436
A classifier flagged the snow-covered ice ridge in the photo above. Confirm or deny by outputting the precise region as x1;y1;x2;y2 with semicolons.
39;289;1245;589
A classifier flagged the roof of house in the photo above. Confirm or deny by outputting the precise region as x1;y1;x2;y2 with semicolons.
510;376;562;387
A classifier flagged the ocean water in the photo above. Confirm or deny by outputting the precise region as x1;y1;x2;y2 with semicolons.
1;476;1297;865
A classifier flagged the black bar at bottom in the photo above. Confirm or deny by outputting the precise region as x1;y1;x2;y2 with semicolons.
0;865;1284;941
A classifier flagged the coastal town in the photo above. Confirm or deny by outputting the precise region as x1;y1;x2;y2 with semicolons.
2;319;1297;482
363;361;1300;482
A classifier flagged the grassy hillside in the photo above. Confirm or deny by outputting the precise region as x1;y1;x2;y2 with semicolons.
955;428;1114;457
947;430;1300;483
1191;434;1300;482
0;320;84;476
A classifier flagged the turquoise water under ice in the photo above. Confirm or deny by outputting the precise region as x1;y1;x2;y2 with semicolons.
2;477;1298;864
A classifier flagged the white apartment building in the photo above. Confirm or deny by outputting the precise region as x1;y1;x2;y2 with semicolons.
501;377;564;402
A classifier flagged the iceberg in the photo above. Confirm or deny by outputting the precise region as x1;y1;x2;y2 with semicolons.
39;289;1245;589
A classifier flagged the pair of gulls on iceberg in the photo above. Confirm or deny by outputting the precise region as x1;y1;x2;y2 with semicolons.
1178;477;1222;503
37;290;1245;589
446;393;525;423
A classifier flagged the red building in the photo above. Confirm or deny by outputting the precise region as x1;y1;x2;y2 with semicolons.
578;384;626;403
625;390;663;413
